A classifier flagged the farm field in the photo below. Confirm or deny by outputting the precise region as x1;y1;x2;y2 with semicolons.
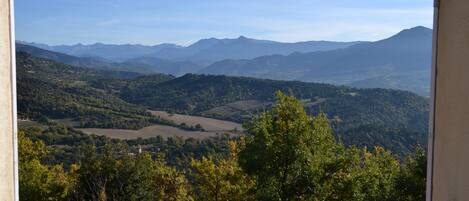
78;124;224;139
19;112;243;139
76;111;243;139
149;110;243;132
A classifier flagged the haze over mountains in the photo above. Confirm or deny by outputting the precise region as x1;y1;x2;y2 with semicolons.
201;26;432;95
20;37;360;64
17;26;432;95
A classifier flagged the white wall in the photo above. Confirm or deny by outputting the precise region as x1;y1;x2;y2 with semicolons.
429;0;469;200
0;0;16;200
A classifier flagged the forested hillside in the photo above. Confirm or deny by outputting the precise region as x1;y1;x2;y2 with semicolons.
17;52;428;153
119;74;428;130
110;74;429;154
16;52;173;129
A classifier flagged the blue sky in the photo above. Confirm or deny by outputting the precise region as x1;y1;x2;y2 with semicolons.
15;0;433;46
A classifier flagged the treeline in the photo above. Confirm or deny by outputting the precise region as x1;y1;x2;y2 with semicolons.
19;93;426;201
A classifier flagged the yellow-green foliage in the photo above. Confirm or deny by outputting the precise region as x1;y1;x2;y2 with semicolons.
191;141;255;201
18;131;74;201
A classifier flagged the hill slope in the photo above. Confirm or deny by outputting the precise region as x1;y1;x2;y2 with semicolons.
109;73;429;154
17;43;204;76
118;74;428;131
16;43;117;69
16;52;172;129
18;41;181;61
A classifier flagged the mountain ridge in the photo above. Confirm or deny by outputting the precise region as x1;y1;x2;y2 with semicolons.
18;26;432;95
199;26;433;95
20;36;363;64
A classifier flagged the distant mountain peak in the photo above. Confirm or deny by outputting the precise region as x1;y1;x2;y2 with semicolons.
189;38;223;49
390;26;432;40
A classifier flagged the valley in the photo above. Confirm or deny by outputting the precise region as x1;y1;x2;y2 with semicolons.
14;27;435;155
16;50;429;155
14;2;432;199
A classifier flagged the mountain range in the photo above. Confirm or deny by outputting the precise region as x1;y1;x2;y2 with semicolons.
200;26;433;95
19;37;360;64
17;26;433;95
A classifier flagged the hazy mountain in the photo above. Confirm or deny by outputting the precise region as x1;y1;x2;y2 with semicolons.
199;26;433;95
150;36;363;65
18;26;432;95
21;37;362;65
16;43;202;76
19;41;182;61
16;43;117;69
118;57;204;76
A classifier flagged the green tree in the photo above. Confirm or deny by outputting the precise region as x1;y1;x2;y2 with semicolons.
18;131;74;201
74;144;193;201
191;141;255;201
239;92;338;200
394;147;427;201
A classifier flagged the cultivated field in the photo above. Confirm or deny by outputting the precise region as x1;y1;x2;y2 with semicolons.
78;125;224;140
79;112;244;139
20;112;244;140
150;110;243;132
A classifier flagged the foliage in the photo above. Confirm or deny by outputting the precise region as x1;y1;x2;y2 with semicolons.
73;144;193;201
191;141;256;201
238;92;417;201
20;122;231;169
340;125;427;156
394;147;427;201
239;92;339;200
18;131;74;201
18;94;427;201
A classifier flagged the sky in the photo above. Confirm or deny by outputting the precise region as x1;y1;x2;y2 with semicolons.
14;0;434;46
